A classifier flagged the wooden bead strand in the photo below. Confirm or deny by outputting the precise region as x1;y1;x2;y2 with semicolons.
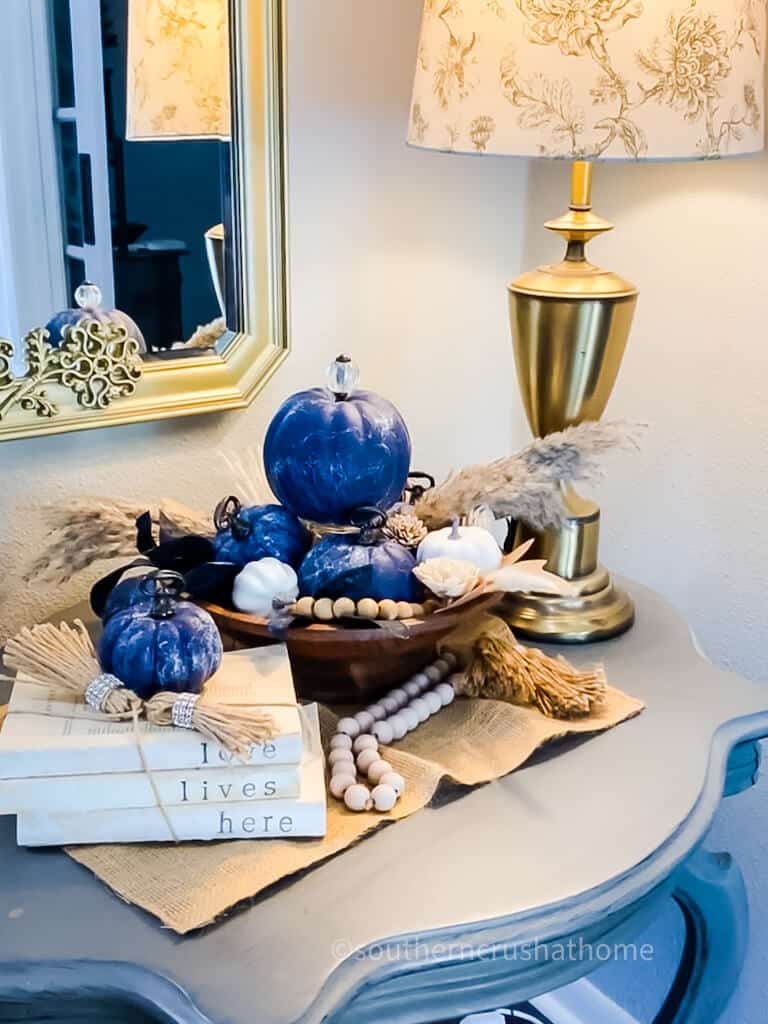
290;596;429;623
328;651;458;813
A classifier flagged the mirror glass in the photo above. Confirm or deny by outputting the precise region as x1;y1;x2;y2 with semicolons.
17;0;237;360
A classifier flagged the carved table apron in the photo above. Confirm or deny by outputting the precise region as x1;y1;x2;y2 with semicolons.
0;582;765;1024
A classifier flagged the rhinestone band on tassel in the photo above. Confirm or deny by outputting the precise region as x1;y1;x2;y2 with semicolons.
327;651;459;813
171;693;199;730
84;673;126;711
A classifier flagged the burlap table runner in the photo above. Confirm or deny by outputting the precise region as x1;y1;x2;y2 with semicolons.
59;687;643;933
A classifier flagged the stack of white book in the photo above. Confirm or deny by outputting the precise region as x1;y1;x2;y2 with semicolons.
0;646;326;846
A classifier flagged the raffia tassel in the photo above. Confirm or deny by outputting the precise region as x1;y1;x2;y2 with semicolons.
440;614;606;720
144;692;276;758
2;620;143;718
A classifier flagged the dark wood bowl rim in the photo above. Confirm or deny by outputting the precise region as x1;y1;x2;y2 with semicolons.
201;592;502;645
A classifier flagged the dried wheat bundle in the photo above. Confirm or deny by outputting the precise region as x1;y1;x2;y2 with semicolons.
156;498;214;541
414;420;643;531
28;499;152;583
27;498;212;584
215;447;276;508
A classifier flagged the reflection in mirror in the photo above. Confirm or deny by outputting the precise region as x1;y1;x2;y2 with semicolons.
42;0;234;357
0;0;287;441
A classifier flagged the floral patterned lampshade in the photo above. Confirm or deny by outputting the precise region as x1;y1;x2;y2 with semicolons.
126;0;230;141
408;0;766;159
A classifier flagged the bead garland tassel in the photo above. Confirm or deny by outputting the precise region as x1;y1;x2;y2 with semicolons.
328;652;458;813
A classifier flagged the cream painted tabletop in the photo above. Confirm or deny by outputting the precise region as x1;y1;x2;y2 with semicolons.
0;581;766;1024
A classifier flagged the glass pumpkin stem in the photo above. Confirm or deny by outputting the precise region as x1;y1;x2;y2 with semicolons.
74;281;103;310
327;354;360;401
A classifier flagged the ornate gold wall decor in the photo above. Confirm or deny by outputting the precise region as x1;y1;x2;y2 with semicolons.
409;0;765;159
0;321;143;421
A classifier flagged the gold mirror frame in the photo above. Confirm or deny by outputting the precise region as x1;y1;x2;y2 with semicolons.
0;0;287;444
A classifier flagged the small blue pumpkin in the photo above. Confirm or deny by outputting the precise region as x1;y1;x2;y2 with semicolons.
99;576;222;699
263;355;411;525
102;571;156;621
298;509;420;602
45;283;145;351
213;496;310;569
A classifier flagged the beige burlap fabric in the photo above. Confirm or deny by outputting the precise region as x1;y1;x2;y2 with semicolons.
63;688;643;933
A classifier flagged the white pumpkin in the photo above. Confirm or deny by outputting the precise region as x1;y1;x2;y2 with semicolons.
417;519;502;573
232;557;298;616
457;1012;512;1024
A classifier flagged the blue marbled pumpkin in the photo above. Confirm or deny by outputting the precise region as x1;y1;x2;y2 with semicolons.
45;307;146;351
298;534;419;602
263;387;412;525
102;573;154;621
213;498;310;569
99;600;222;700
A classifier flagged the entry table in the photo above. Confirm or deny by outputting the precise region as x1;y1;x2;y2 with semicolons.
0;583;765;1023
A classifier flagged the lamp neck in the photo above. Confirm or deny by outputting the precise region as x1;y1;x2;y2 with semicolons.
543;160;613;260
570;160;593;212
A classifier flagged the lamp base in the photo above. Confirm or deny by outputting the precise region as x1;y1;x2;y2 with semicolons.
502;566;635;644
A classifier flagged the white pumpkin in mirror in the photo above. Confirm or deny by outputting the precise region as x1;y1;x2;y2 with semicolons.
417;518;502;573
232;557;299;617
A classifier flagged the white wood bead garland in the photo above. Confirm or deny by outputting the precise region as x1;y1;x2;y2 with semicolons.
291;596;429;623
328;652;458;813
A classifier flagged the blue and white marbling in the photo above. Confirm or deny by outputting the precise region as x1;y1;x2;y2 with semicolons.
213;504;310;569
45;308;146;351
102;575;153;621
263;388;411;525
99;602;223;700
298;534;420;602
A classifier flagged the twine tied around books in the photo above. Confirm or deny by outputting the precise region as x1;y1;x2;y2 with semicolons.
1;620;276;756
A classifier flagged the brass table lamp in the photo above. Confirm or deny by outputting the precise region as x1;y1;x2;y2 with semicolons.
409;0;766;642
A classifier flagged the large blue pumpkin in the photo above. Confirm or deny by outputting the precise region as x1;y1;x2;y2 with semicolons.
99;587;222;700
298;510;420;602
213;497;310;569
263;356;411;525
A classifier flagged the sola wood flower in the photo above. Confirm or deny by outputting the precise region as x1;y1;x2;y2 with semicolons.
434;539;578;613
384;510;428;548
413;557;480;599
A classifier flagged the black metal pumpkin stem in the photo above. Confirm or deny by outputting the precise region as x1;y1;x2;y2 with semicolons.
214;495;251;541
349;506;387;545
141;570;184;620
403;471;436;505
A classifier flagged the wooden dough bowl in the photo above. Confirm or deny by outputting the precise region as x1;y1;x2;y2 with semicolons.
202;594;502;704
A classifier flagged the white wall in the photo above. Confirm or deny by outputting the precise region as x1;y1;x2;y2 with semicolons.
0;1;766;1020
